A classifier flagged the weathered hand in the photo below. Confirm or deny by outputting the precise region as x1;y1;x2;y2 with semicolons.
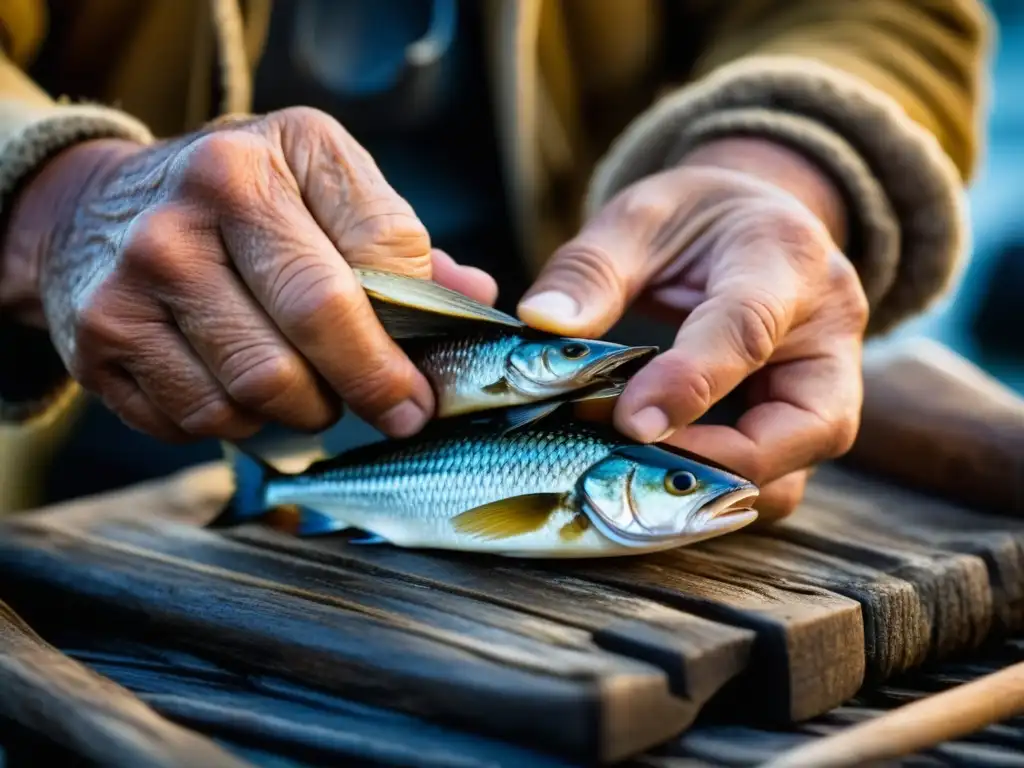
519;138;869;519
3;107;496;442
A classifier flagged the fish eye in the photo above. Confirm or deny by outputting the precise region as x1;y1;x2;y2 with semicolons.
561;342;589;360
665;470;698;495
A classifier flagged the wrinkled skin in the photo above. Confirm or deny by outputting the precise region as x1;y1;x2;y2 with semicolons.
4;107;497;441
521;138;870;521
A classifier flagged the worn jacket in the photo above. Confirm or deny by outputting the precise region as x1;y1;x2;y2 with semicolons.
0;0;991;511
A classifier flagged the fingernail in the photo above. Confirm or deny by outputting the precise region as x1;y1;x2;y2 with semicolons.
377;399;428;438
625;406;672;443
518;290;580;326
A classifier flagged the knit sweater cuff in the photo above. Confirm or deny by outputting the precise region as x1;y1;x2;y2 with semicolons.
585;54;968;337
0;103;153;425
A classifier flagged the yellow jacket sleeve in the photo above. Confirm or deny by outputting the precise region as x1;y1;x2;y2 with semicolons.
587;0;991;336
0;0;154;510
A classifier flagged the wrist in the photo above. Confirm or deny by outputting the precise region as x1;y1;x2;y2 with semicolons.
677;136;848;250
0;138;143;328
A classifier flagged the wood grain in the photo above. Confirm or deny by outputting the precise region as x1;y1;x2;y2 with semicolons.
58;636;575;768
805;464;1024;637
0;596;251;768
228;525;755;707
0;514;698;764
847;339;1024;515
758;479;994;676
566;548;865;723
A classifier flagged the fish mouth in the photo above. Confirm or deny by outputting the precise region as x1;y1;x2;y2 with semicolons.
578;345;658;382
696;487;760;535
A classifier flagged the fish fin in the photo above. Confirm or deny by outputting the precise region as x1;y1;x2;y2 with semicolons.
356;267;523;337
480;378;510;396
558;512;591;542
488;383;627;435
451;493;563;540
496;401;565;434
207;442;283;528
294;507;352;537
570;380;627;403
347;531;391;546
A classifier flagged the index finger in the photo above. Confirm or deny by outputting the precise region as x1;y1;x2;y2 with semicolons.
663;336;864;485
613;245;805;443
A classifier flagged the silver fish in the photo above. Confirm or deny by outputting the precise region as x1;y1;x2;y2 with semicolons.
356;268;657;419
211;404;759;558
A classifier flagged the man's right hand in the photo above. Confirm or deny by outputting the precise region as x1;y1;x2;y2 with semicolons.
0;107;497;441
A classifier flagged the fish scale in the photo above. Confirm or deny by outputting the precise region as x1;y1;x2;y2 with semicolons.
264;425;615;520
405;330;521;393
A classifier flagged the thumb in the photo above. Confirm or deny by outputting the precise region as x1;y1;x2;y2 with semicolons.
516;211;651;337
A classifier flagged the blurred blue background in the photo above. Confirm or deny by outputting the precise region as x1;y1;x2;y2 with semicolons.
870;0;1024;394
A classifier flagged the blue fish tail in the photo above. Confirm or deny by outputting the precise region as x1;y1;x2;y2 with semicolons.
208;442;283;528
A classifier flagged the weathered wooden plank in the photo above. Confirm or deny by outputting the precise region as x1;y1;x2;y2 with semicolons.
93;515;753;712
757;474;994;669
0;515;691;764
563;549;865;724
0;596;252;768
676;533;927;682
227;524;755;707
222;522;865;725
807;464;1024;636
58;637;576;768
846;339;1024;516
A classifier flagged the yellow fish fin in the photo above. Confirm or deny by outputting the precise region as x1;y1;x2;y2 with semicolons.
451;493;564;540
558;512;591;542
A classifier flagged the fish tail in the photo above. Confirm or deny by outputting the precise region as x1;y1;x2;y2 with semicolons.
208;442;283;528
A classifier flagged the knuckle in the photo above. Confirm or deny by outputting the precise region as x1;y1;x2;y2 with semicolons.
341;356;416;412
120;207;191;282
545;241;627;309
273;105;336;131
272;261;359;330
672;363;715;418
272;105;335;137
829;413;862;458
766;204;829;251
175;131;266;206
610;183;676;230
71;289;128;361
737;203;831;275
730;292;784;367
178;395;243;437
830;256;870;333
224;349;303;410
341;209;432;264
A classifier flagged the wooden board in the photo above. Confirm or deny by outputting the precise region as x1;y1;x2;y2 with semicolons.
756;472;995;679
0;596;251;768
227;525;754;707
804;465;1024;638
0;512;739;764
563;547;864;724
58;635;577;768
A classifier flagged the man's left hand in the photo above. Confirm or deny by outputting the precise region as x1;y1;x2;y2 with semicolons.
518;138;870;520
